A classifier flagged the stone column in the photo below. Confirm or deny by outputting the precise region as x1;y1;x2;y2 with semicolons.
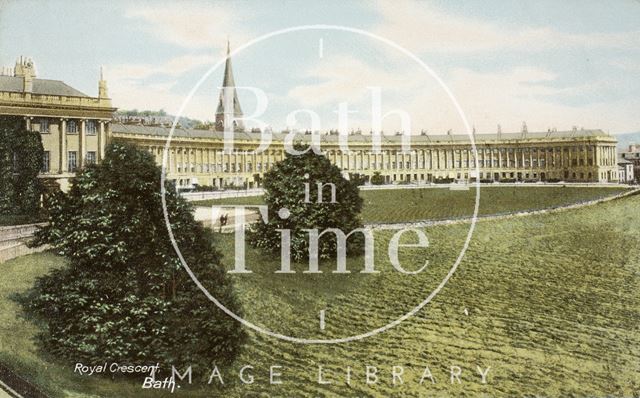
79;119;86;169
60;118;67;173
98;121;105;162
609;146;613;166
179;148;184;178
529;148;533;169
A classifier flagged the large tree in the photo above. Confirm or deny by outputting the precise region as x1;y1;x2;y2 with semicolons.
248;147;364;262
25;142;245;373
0;115;43;216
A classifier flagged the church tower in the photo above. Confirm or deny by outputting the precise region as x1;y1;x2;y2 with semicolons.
215;41;244;132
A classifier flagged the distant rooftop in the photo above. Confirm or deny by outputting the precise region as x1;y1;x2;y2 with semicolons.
0;75;89;97
111;123;611;144
618;154;633;164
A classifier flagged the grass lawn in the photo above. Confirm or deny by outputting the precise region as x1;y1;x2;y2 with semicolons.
1;193;639;396
193;185;631;223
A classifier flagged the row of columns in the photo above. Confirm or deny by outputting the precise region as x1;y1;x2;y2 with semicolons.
147;146;285;175
143;143;617;176
26;117;108;174
323;145;611;172
58;118;107;173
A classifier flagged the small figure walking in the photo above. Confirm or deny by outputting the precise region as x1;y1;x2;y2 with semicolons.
219;213;228;233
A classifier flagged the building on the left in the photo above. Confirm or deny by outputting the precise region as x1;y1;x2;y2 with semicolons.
0;57;116;191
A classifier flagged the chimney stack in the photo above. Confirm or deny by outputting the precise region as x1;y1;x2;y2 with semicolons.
98;66;109;98
14;56;36;93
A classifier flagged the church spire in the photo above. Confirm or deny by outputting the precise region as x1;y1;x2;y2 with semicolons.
215;40;244;132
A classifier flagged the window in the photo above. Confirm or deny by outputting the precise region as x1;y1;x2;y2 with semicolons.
39;118;49;133
67;120;78;134
68;151;77;172
86;151;96;165
42;151;50;173
86;120;97;135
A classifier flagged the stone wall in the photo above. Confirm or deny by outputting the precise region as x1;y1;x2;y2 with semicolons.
0;223;48;263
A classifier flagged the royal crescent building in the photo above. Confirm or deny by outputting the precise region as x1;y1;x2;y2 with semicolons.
0;57;114;191
0;55;620;190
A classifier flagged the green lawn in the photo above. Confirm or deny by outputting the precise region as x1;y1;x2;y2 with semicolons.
1;192;639;396
193;185;630;223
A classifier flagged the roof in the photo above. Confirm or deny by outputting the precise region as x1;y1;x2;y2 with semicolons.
0;75;88;97
111;123;612;144
618;155;633;164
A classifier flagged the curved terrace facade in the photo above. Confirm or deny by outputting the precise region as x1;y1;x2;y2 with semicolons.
110;124;619;189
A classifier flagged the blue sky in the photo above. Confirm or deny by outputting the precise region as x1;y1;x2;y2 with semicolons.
1;0;639;134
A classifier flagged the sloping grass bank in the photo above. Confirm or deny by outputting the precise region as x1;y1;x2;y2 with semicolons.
0;193;638;396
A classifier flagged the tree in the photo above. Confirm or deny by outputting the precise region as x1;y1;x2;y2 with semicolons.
348;172;367;187
371;171;386;185
24;142;245;374
248;147;364;262
0;116;44;216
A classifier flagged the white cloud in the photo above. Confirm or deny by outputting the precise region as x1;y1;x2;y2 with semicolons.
124;2;251;50
287;55;416;108
609;59;640;73
108;75;215;120
285;54;640;133
105;54;220;119
373;1;640;53
106;54;215;83
413;66;640;134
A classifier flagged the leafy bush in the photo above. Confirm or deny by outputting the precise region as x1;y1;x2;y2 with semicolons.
348;173;368;187
370;171;386;185
24;142;245;374
193;184;219;192
248;147;364;262
0;116;44;216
